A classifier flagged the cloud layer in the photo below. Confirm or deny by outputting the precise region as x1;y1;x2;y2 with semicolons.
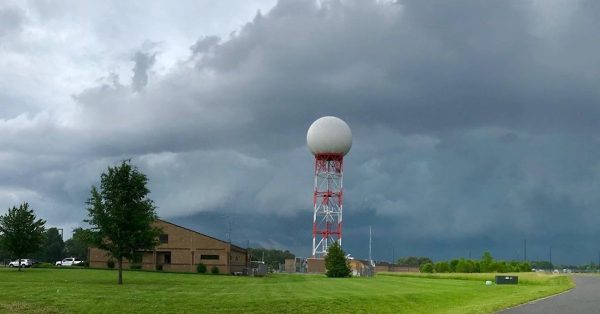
2;0;600;264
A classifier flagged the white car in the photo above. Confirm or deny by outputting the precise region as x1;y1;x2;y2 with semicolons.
56;257;83;266
8;259;32;268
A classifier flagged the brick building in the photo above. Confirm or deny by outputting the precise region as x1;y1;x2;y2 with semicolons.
88;219;248;274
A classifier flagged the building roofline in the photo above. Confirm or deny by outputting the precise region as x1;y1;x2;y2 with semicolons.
156;218;247;252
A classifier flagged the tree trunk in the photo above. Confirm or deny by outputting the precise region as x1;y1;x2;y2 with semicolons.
118;257;123;285
18;257;21;272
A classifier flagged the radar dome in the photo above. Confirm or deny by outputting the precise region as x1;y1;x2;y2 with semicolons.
307;116;352;156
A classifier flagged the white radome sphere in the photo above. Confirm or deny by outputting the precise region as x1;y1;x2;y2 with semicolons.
307;116;352;156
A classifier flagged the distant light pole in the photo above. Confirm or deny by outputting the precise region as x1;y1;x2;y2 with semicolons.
524;239;527;262
369;226;372;265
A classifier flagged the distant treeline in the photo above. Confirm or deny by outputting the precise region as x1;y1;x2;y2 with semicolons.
397;256;433;267
419;252;531;273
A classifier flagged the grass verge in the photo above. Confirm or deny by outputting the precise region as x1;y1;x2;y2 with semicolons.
0;268;573;313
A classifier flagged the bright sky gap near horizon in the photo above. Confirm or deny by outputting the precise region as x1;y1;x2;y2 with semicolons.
2;0;600;265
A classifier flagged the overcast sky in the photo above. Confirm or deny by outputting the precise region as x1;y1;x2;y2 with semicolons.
2;0;600;265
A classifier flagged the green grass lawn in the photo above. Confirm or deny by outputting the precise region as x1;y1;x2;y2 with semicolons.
0;268;573;313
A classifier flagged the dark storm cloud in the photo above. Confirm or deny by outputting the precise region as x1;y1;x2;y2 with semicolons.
2;0;600;263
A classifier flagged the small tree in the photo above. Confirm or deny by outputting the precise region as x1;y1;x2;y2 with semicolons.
0;203;46;271
197;263;207;273
85;160;161;284
324;241;351;278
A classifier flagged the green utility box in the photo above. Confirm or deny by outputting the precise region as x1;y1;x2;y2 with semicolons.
495;275;518;284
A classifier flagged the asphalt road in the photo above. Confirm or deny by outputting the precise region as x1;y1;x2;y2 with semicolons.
500;275;600;314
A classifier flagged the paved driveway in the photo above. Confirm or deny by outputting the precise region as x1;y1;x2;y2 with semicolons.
500;275;600;314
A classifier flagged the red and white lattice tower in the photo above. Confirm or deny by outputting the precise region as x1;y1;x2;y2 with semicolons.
307;116;352;257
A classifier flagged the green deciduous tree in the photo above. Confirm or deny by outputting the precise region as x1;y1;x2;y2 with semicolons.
434;261;449;273
65;227;92;260
36;227;65;262
324;241;351;278
0;203;46;271
85;161;161;284
480;251;494;272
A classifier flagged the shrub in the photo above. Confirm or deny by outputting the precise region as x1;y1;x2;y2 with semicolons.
420;262;434;273
156;264;163;271
449;259;459;272
210;266;220;274
107;260;115;269
196;263;207;273
324;241;351;278
520;262;532;272
32;262;55;268
130;264;142;270
434;261;449;273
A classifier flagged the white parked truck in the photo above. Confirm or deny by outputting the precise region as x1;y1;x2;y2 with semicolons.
56;257;83;266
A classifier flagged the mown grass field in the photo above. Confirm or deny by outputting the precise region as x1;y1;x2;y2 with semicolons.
0;268;573;313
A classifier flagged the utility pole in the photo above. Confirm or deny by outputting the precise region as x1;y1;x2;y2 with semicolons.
524;239;527;262
369;226;372;265
247;240;250;269
549;246;552;268
392;247;395;265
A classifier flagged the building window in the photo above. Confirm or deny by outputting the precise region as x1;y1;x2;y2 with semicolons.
164;253;171;264
159;234;168;244
200;254;220;260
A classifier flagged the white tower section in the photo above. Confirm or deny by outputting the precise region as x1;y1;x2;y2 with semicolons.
307;116;352;257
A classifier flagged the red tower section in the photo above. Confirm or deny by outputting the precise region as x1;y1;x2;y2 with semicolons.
312;153;344;257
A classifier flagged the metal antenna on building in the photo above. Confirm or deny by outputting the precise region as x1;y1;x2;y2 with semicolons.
227;221;232;244
222;215;232;244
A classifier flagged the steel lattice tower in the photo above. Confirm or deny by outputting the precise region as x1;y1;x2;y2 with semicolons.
312;153;344;257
